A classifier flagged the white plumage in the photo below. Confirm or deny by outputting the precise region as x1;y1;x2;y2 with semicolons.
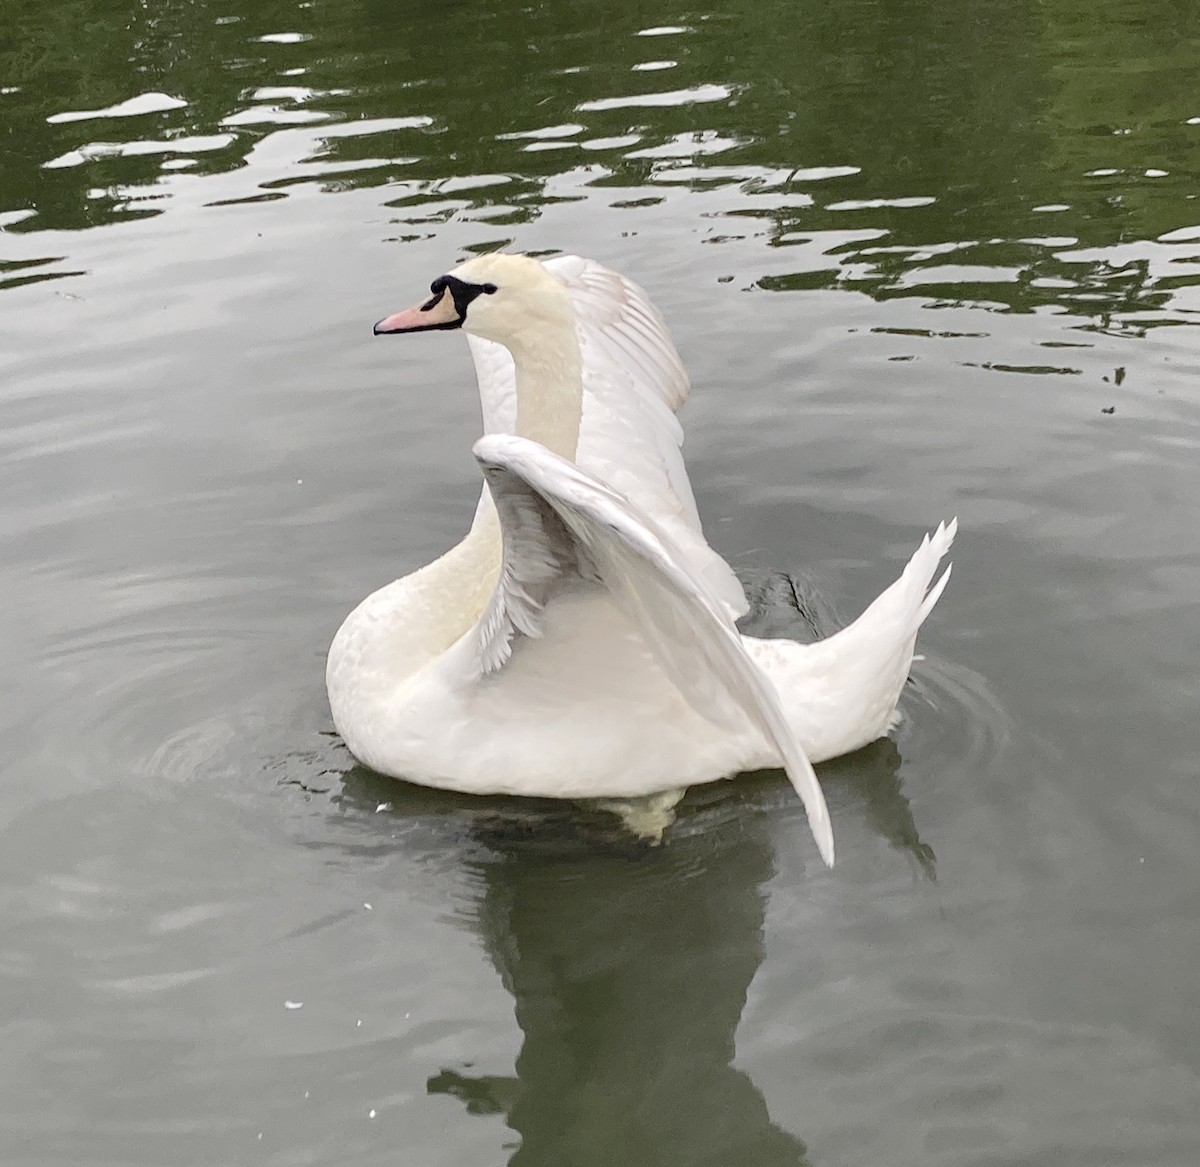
327;253;956;865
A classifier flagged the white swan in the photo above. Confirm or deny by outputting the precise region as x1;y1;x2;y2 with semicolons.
327;253;956;865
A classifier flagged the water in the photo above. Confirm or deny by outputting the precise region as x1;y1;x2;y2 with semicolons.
2;0;1199;1162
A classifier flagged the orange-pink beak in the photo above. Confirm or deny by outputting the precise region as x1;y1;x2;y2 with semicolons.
374;286;462;335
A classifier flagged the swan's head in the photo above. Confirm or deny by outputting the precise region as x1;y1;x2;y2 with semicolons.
373;253;572;349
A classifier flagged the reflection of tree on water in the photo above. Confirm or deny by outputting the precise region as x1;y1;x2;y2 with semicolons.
7;0;1200;321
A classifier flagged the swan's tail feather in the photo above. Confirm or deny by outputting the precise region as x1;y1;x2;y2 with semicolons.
838;517;956;646
785;517;957;756
800;519;956;751
749;519;955;766
917;562;952;627
907;517;957;632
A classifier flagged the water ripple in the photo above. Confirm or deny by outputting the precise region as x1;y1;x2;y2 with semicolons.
46;92;187;124
578;83;737;111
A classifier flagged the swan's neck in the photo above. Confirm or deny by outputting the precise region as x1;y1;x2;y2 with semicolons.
329;503;503;690
342;306;584;675
508;320;583;460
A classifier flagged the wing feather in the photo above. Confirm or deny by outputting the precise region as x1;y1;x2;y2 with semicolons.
473;433;834;866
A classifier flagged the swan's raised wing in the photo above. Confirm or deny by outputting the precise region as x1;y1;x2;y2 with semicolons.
467;255;747;618
472;433;834;866
545;253;689;414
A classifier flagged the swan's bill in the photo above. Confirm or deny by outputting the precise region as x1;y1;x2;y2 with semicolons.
374;274;497;335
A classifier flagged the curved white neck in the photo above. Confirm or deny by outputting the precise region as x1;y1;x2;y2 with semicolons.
331;285;594;709
379;312;585;665
501;309;584;460
514;347;582;458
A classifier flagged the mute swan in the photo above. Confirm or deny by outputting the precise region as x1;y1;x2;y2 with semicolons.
327;253;956;865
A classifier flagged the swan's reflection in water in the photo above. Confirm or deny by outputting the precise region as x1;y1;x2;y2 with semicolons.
425;793;813;1166
346;736;928;1166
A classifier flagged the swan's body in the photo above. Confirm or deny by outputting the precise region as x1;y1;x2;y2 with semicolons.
328;254;955;864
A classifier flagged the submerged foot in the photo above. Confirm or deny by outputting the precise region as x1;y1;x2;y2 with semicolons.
584;787;687;843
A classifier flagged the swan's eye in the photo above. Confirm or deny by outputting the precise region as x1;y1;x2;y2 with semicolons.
481;282;498;295
420;276;451;312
